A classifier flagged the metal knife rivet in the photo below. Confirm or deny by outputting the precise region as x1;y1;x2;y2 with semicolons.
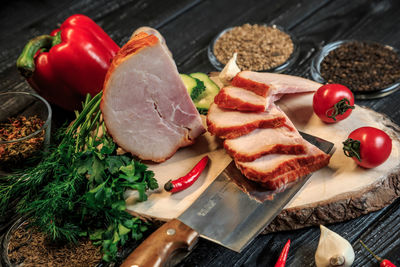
166;228;176;236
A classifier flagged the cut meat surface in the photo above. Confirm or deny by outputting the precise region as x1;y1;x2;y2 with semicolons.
101;31;205;162
224;126;306;162
232;71;321;97
214;86;267;112
235;142;330;189
206;103;286;139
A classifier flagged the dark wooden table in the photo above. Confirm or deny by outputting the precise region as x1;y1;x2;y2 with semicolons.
1;0;400;266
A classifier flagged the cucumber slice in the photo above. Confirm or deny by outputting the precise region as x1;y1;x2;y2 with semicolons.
180;74;206;102
189;72;220;110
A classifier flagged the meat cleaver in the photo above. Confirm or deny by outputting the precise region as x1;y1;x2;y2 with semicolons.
121;132;334;267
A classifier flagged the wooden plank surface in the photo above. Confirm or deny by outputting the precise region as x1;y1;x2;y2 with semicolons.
1;0;400;266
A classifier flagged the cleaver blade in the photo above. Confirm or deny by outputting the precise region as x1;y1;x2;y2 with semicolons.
121;132;334;267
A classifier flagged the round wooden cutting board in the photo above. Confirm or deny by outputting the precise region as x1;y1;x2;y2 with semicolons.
125;92;400;232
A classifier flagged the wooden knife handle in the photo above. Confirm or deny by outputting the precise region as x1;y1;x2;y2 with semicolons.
120;218;199;267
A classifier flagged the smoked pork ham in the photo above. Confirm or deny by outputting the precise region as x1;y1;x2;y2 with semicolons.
224;124;306;162
236;142;330;190
232;71;321;97
101;32;205;162
206;103;286;139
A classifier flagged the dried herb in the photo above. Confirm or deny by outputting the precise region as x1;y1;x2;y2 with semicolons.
0;93;158;263
8;221;102;267
0;115;44;166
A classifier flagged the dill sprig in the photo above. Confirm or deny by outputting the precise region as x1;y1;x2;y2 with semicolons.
0;92;158;262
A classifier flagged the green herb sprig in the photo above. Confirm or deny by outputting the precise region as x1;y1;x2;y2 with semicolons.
0;92;158;262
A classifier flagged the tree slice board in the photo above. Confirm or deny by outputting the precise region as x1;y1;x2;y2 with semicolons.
265;93;400;232
126;93;400;232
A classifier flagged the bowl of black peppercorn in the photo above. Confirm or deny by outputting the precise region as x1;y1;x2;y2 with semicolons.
311;40;400;99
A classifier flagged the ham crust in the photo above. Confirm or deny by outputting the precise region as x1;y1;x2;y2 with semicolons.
206;103;286;139
231;72;272;97
214;86;266;112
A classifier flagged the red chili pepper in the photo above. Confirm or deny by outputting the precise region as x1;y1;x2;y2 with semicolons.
164;155;209;193
16;14;119;111
360;240;396;267
274;239;290;267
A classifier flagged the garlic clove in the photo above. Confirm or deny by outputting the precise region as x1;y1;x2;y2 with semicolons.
315;225;355;267
219;52;241;85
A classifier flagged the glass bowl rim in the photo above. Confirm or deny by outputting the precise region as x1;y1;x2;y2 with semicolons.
208;23;299;73
0;91;52;144
310;39;400;98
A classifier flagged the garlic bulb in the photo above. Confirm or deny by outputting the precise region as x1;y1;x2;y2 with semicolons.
315;225;355;267
219;52;240;85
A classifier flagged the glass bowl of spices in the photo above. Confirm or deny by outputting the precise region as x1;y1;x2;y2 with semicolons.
311;40;400;99
0;91;52;174
208;23;299;73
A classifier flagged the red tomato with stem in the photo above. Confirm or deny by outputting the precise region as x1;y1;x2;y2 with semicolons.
313;84;355;123
343;127;392;168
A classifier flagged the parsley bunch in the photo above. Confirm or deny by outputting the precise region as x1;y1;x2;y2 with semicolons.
0;92;158;262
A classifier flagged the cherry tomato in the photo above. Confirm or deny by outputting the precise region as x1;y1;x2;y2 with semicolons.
313;84;355;123
343;127;392;168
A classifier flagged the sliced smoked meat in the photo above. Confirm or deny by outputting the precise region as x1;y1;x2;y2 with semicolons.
214;86;267;112
206;102;286;139
224;126;306;162
101;31;205;162
258;158;330;190
232;71;321;97
235;142;330;189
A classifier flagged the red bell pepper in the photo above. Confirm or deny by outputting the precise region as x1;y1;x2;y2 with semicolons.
17;14;119;111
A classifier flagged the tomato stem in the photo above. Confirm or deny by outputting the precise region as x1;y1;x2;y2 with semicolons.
343;138;362;161
325;98;355;121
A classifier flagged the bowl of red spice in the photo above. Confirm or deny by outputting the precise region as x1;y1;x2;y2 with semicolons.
208;23;299;73
311;40;400;99
0;91;52;173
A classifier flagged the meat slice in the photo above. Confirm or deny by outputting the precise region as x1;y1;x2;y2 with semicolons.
214;86;267;112
235;142;330;190
232;71;321;97
258;159;330;189
224;126;306;162
206;103;286;139
101;31;205;162
214;86;287;112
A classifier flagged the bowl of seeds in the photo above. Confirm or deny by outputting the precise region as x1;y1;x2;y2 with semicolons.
0;91;52;174
311;40;400;99
208;23;299;73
